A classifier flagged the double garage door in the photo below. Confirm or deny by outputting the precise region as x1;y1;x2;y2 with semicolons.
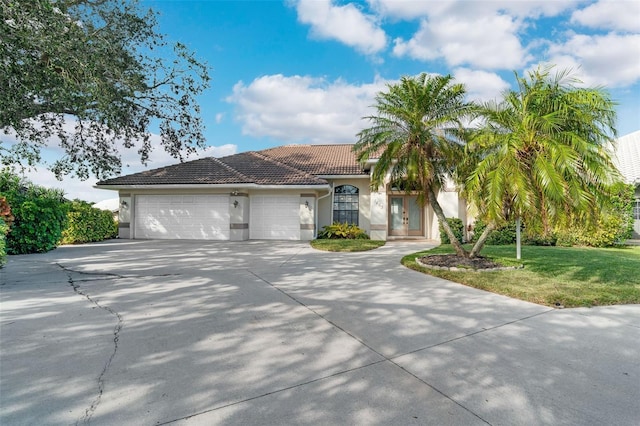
135;195;230;240
134;194;300;240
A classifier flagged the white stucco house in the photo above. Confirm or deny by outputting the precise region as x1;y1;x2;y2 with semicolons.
614;130;640;238
96;144;468;241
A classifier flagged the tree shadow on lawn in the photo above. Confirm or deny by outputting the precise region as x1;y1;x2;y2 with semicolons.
516;245;640;287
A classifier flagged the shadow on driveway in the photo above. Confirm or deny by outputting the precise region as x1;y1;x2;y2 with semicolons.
1;240;639;425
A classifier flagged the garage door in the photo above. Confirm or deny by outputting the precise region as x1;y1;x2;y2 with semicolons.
135;195;230;240
250;195;300;240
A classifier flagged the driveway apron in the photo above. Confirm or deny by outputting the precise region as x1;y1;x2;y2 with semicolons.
1;240;638;425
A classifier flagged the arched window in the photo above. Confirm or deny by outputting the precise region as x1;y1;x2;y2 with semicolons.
333;185;359;225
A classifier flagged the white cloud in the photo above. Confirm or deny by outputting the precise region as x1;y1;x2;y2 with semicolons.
393;15;530;69
215;113;224;124
294;0;387;54
366;0;442;19
369;0;578;20
571;0;640;32
546;33;640;87
453;68;510;102
227;74;389;143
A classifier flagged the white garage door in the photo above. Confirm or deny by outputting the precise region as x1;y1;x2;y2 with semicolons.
250;195;300;240
135;195;230;240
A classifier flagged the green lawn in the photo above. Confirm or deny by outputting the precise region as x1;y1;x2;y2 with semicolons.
402;244;640;308
310;239;386;252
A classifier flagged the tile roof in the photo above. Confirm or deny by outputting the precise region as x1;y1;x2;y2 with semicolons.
216;151;328;185
97;144;367;187
259;144;366;175
614;130;640;185
97;157;253;185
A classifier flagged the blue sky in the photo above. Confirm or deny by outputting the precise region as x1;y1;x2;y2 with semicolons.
19;0;640;201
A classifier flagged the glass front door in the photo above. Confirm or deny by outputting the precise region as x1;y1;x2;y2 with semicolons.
389;195;423;237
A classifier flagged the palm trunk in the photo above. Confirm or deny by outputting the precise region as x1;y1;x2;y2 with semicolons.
427;187;469;258
469;221;496;258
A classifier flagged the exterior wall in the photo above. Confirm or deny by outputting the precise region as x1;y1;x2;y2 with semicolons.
369;189;387;240
118;188;324;241
318;178;371;235
114;176;473;242
229;193;249;241
118;193;131;239
300;194;316;241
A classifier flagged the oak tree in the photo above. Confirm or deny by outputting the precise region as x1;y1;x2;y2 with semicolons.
1;0;210;179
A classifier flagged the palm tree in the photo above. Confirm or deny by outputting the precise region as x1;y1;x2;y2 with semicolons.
465;66;621;258
353;73;474;257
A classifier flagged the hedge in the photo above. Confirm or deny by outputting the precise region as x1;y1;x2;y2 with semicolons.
61;201;117;244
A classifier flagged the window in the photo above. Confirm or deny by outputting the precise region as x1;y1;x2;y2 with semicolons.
333;185;359;225
634;199;640;220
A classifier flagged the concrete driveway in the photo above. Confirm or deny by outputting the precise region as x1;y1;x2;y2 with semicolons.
1;240;638;425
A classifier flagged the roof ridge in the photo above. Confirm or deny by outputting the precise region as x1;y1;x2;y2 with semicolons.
210;155;255;183
250;151;325;182
95;156;211;185
262;143;356;148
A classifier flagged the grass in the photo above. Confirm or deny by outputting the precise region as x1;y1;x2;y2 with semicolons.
310;239;386;252
402;244;640;308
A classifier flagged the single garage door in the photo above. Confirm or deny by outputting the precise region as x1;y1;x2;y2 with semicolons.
135;195;230;240
250;195;300;240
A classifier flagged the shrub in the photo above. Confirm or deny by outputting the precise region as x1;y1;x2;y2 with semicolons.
318;222;369;239
61;201;118;244
1;170;69;254
553;183;634;248
0;198;13;267
555;216;629;248
439;217;464;244
0;221;7;267
471;219;519;245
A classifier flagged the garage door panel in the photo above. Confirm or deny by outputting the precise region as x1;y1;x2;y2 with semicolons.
250;195;300;240
135;195;230;240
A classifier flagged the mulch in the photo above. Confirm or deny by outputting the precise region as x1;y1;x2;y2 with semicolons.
418;254;502;270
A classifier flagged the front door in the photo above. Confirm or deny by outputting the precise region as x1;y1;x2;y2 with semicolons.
389;195;423;237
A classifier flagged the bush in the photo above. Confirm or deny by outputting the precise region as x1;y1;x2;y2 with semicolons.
472;219;519;245
318;222;369;239
61;201;118;244
555;216;629;248
1;171;69;254
553;183;634;248
0;197;12;267
439;217;464;244
0;220;7;267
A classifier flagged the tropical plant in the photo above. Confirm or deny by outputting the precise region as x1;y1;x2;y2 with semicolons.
353;73;474;257
464;65;621;258
317;222;369;239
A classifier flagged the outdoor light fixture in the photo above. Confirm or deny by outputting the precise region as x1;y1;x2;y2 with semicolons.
233;200;239;208
305;200;310;209
120;200;128;208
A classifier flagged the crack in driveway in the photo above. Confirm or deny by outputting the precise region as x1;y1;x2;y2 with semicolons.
57;264;123;425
